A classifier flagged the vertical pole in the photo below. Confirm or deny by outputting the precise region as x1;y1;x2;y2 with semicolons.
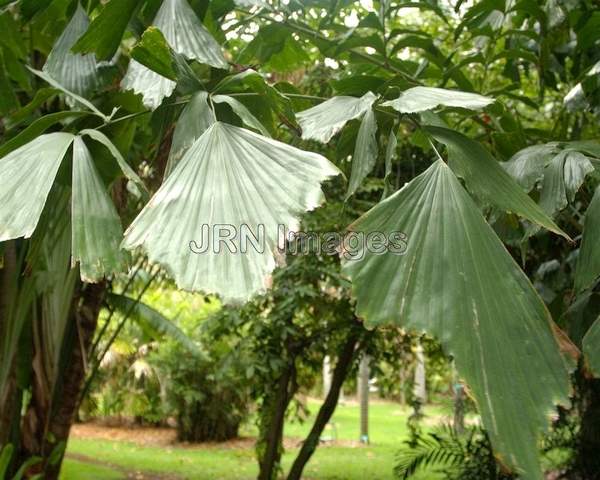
323;355;332;398
413;342;427;405
358;354;370;444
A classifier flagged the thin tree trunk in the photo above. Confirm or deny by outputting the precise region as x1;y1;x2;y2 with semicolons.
258;363;296;480
41;281;106;480
575;375;600;478
286;332;359;480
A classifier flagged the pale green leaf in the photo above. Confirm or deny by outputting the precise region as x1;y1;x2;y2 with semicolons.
563;150;594;202
71;137;127;282
212;94;270;137
0;133;74;242
583;317;600;376
381;86;494;113
537;153;568;217
296;91;377;143
153;0;227;69
121;0;227;109
342;160;571;480
346;107;378;199
79;128;147;194
107;293;201;355
234;0;268;7
43;4;99;101
123;122;340;303
503;143;560;192
526;150;594;238
425;126;569;240
121;60;176;110
166;91;216;177
575;185;600;292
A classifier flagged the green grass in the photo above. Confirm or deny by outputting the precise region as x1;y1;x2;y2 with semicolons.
60;459;124;479
62;399;449;479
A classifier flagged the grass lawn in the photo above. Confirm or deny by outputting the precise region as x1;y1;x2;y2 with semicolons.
62;399;450;480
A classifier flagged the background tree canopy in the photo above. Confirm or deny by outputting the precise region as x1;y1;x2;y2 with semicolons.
0;0;599;479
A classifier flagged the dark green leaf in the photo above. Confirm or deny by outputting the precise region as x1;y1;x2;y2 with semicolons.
71;0;139;61
575;186;600;293
130;27;178;80
425;126;570;239
0;111;89;158
343;160;571;480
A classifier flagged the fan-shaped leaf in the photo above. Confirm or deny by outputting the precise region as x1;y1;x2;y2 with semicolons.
121;0;227;109
166;91;216;177
123;122;340;302
342;160;571;480
0;132;74;242
43;4;99;101
71;137;127;282
503;143;560;191
346;107;378;199
297;91;377;143
537;153;568;217
153;0;227;69
425;126;569;239
562;151;594;202
583;317;600;376
521;149;594;238
381;86;494;113
575;185;600;292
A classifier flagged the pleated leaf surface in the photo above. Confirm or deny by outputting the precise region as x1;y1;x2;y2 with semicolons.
0;132;74;241
71;137;127;282
123;122;340;302
342;160;571;480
